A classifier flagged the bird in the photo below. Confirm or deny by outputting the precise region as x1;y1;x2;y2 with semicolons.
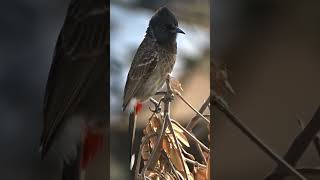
39;0;108;180
211;60;235;96
122;6;185;170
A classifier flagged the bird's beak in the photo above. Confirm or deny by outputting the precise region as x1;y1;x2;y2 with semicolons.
176;27;185;34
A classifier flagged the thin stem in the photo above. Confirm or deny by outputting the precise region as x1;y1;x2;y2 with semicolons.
161;152;181;180
176;93;210;125
187;96;210;131
167;116;190;180
184;158;207;169
171;119;209;152
143;114;168;172
196;143;207;164
212;91;308;180
135;133;158;179
297;116;320;157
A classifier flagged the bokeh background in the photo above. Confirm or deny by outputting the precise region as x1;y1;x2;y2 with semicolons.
213;0;320;180
0;1;68;180
110;0;209;179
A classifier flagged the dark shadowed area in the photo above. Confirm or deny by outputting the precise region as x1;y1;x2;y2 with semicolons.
213;0;320;180
0;0;107;180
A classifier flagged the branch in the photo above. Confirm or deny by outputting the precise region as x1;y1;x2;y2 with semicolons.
211;90;308;180
143;114;169;172
167;116;190;180
265;106;320;180
176;93;210;125
171;120;209;152
186;96;210;131
297;116;320;157
135;133;158;179
184;158;206;169
265;167;320;180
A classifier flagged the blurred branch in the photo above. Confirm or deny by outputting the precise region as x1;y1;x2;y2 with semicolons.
211;90;308;180
267;167;320;179
265;106;320;180
297;115;320;157
186;96;210;131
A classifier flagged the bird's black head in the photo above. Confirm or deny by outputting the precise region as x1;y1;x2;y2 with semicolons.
147;7;185;44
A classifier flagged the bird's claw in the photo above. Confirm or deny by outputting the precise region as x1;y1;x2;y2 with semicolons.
165;93;174;102
149;98;162;113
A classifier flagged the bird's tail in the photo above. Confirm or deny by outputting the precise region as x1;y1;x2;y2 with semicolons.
62;128;104;180
129;111;137;170
129;102;143;170
62;146;84;180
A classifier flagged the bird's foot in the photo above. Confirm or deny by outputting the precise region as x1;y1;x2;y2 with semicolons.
149;98;162;113
164;92;175;102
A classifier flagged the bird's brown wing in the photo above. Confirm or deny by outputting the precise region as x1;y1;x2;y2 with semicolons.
40;0;108;158
122;38;159;110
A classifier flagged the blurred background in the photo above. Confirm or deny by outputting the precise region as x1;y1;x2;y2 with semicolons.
110;0;209;179
0;0;68;180
0;0;108;180
213;0;320;180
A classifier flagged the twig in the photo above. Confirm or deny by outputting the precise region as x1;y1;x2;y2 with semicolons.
143;77;176;172
167;116;190;180
176;93;210;125
266;167;320;178
171;119;209;152
196;143;207;164
186;96;210;131
164;77;190;180
184;158;206;169
184;95;210;164
265;106;320;180
135;133;157;179
143;113;168;172
211;90;308;180
297;115;320;157
161;152;182;180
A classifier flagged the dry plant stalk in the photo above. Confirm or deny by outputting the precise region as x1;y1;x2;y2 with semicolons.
134;78;210;180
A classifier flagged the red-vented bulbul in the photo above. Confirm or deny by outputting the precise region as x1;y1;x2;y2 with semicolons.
122;7;185;169
39;0;108;180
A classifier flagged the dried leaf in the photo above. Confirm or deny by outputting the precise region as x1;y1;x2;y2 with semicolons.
164;173;176;180
162;136;171;155
169;147;184;171
184;161;193;180
170;78;183;94
150;116;161;132
172;123;184;133
145;122;152;135
195;168;207;180
141;141;150;161
202;151;209;160
175;131;190;147
176;171;185;179
182;147;195;160
167;123;190;148
145;170;160;180
187;171;194;180
167;134;178;149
